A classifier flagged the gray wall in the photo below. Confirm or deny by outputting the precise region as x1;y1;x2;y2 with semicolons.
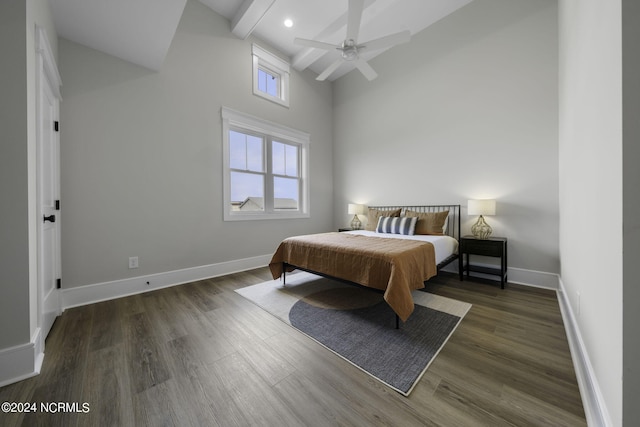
0;0;30;350
558;0;639;425
622;0;640;423
58;0;334;288
332;0;559;277
0;0;57;352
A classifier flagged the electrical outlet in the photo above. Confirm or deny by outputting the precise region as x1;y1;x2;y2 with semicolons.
129;256;139;269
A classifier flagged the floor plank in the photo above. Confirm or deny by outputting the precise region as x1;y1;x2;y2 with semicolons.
0;269;586;426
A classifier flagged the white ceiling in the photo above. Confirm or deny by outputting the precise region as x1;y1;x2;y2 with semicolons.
50;0;473;80
51;0;188;71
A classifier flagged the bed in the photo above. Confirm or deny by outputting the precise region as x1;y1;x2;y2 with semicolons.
268;205;461;324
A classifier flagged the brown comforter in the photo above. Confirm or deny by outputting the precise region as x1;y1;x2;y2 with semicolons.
268;232;437;322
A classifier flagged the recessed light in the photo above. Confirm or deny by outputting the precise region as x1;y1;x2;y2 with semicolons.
284;18;293;28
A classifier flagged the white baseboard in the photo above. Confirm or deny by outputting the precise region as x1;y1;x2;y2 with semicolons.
508;267;559;289
557;277;611;427
61;254;272;310
1;256;270;387
0;328;44;388
458;266;608;424
447;262;559;289
61;256;559;310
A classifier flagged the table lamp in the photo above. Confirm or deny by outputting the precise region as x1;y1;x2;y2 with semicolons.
347;204;366;230
468;199;496;239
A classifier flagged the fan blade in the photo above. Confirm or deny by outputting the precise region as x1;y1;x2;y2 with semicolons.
354;58;378;81
346;0;364;42
294;38;338;51
316;58;344;81
359;30;411;52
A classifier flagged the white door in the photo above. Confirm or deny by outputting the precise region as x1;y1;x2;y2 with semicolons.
36;27;62;341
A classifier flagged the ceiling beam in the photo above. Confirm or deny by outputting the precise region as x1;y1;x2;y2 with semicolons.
292;48;328;72
231;0;275;39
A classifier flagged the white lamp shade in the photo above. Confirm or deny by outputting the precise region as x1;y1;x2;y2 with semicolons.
468;199;496;216
348;203;366;214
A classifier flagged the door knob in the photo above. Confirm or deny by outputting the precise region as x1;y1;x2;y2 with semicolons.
43;215;56;223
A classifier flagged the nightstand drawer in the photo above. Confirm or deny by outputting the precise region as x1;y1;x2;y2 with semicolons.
460;236;508;288
461;239;503;256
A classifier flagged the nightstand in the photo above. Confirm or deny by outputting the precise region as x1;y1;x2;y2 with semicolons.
460;235;508;288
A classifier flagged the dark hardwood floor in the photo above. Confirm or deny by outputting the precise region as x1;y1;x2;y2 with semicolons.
0;268;586;426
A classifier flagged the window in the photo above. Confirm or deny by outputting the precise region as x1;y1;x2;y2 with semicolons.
257;68;279;98
252;44;290;107
222;107;309;221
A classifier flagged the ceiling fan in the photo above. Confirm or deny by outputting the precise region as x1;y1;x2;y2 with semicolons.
294;0;411;81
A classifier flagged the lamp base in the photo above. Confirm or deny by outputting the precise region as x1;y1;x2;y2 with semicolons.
350;214;362;230
471;215;492;239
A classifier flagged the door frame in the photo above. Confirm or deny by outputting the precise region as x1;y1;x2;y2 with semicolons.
35;25;62;349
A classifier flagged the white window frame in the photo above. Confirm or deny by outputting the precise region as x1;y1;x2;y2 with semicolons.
221;107;310;221
252;44;290;108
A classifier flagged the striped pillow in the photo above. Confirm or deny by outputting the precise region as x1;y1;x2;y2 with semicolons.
376;216;418;235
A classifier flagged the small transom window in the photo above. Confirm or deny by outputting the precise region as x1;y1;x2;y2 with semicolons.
252;44;290;107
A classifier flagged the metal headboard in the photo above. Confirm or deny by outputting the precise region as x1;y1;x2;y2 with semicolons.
367;204;461;241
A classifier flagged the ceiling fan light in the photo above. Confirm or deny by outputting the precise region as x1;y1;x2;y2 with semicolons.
341;40;358;61
341;48;358;61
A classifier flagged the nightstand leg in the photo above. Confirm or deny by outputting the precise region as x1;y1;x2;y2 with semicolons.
465;253;470;279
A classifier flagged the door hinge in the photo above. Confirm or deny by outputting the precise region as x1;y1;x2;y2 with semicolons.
54;121;59;132
56;278;61;289
55;200;60;210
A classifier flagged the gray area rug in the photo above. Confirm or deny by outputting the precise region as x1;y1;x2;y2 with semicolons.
235;271;471;395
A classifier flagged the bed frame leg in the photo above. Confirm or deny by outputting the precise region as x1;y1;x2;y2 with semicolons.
282;263;286;286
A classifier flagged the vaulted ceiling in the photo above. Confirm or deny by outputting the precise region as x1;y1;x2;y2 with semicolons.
50;0;473;81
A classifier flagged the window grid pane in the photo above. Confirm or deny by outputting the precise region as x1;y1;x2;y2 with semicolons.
285;144;298;176
272;140;299;178
229;130;264;172
272;141;285;175
230;171;264;209
246;134;263;172
258;68;279;98
273;176;299;210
